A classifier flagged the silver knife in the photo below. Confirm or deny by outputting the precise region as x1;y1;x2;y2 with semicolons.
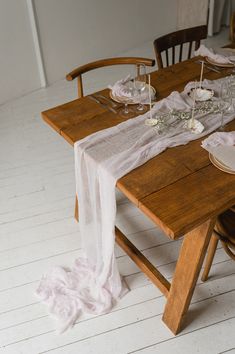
88;95;117;114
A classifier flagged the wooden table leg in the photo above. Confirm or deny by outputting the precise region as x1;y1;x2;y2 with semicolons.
162;218;216;334
201;233;219;282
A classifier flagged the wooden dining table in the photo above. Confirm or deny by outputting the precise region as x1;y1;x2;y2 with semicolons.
42;56;235;335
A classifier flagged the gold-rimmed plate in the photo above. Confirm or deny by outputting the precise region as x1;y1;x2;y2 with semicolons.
209;153;235;174
206;56;235;68
110;84;156;105
188;87;214;101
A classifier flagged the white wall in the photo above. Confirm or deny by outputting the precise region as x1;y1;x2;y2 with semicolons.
0;0;40;105
0;0;194;104
3;0;231;105
34;0;178;84
177;0;209;29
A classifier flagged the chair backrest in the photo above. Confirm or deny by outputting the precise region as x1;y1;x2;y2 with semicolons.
230;12;235;42
216;207;235;245
66;57;155;98
153;25;208;69
215;207;235;260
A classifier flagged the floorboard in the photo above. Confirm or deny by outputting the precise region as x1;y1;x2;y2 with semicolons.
0;28;234;354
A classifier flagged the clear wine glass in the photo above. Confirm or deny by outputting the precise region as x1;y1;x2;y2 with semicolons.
134;64;147;113
218;83;231;131
119;102;135;118
119;79;135;118
227;75;235;112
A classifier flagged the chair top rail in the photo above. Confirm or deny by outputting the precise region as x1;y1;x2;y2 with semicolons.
66;57;155;81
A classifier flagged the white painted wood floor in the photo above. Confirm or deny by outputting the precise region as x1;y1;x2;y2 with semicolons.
0;28;235;354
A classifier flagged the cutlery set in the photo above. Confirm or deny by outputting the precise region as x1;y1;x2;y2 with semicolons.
88;94;119;114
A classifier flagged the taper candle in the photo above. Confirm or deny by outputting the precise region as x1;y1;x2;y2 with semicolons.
148;74;152;119
191;81;197;128
199;61;204;88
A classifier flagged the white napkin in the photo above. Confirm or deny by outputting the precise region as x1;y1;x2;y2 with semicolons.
109;75;155;104
201;131;235;170
108;75;133;98
195;44;235;64
186;118;205;134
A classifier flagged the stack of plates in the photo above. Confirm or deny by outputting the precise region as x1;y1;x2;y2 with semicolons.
206;56;235;68
188;87;214;101
209;154;235;174
209;145;235;174
110;84;156;105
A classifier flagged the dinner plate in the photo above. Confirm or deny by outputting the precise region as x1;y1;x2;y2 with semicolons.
220;47;235;54
209;153;235;174
188;87;214;101
206;56;235;68
110;84;156;105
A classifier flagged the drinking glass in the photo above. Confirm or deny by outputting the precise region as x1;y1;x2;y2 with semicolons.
119;102;135;118
119;79;135;118
218;83;231;131
134;64;147;113
227;75;235;112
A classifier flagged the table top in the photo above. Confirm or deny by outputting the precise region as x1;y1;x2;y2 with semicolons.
42;56;235;240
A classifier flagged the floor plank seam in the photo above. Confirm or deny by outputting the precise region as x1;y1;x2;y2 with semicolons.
218;348;235;354
4;286;235;350
0;248;80;272
128;316;235;354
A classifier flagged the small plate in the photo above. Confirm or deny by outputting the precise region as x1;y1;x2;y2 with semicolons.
206;56;235;68
110;84;156;105
220;47;235;54
188;87;214;101
209;153;235;174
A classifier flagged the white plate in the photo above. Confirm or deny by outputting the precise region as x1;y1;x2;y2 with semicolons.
211;145;235;170
219;47;235;54
188;88;214;101
206;56;234;68
209;153;235;174
110;84;156;105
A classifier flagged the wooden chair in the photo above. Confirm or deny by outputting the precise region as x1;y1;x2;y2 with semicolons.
66;57;155;220
230;12;235;43
153;25;207;69
66;57;155;98
201;207;235;281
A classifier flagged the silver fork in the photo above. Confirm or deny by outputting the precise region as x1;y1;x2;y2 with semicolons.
88;95;117;114
94;94;120;108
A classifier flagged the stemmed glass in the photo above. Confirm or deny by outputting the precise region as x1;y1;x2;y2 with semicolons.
227;75;235;112
119;101;134;117
134;64;147;113
119;80;135;118
218;82;231;131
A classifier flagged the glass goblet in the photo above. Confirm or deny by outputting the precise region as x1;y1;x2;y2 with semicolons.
134;64;147;113
118;80;135;118
218;83;231;131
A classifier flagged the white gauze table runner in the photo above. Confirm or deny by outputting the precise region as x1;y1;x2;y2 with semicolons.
36;77;235;332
